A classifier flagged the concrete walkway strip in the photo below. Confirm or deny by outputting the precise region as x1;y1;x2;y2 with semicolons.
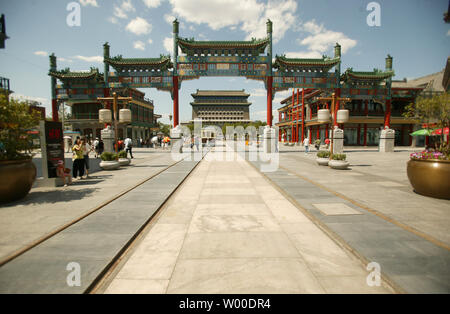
103;149;392;294
249;159;450;294
0;153;206;294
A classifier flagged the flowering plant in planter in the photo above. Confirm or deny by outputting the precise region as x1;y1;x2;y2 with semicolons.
410;151;448;161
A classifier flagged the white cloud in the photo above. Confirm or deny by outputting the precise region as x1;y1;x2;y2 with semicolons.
285;51;322;59
34;51;48;57
167;0;298;43
273;90;291;104
251;109;279;123
108;16;119;24
164;14;176;24
73;55;103;63
114;0;136;19
11;93;49;106
133;40;146;50
250;88;267;97
126;17;152;35
143;0;162;8
59;57;74;63
297;19;357;56
163;37;173;53
79;0;98;7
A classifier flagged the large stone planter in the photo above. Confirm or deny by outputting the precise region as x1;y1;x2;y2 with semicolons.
407;158;450;199
118;158;131;166
99;160;120;170
329;159;350;170
316;158;329;166
0;159;36;203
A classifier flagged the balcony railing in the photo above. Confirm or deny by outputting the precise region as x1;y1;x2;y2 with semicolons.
69;113;99;120
0;77;10;91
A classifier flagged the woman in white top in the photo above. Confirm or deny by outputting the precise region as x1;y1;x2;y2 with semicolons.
303;137;310;154
81;138;92;179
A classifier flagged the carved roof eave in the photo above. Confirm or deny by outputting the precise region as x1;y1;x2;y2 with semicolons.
48;70;104;83
177;38;269;54
274;56;340;71
105;57;173;71
342;70;395;82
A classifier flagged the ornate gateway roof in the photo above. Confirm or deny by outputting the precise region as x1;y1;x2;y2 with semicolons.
342;68;395;83
104;55;173;71
273;55;340;72
48;67;104;82
177;37;270;56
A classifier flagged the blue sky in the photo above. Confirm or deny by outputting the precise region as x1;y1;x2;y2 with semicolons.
0;0;449;124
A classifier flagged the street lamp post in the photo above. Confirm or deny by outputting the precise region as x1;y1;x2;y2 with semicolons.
316;92;351;157
97;92;132;153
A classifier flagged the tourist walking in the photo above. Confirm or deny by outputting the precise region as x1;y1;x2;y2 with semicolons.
93;137;99;158
303;137;310;154
72;138;85;179
194;135;200;151
98;139;104;157
81;137;92;179
124;137;134;158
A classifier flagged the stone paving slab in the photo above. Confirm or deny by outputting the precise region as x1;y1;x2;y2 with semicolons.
0;155;205;294
0;150;176;261
250;158;450;294
104;149;391;294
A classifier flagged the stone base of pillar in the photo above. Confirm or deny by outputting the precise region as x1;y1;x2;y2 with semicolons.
170;126;183;153
379;128;395;152
332;127;344;154
101;126;115;153
263;126;277;153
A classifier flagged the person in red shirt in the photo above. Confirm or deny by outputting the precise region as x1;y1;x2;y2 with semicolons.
325;138;330;149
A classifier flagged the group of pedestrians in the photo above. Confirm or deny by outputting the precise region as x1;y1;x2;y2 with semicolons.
72;136;93;180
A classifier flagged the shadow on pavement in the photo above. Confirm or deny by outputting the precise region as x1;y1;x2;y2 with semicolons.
2;188;99;206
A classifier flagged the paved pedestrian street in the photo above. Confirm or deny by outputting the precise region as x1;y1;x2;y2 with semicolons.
102;148;393;294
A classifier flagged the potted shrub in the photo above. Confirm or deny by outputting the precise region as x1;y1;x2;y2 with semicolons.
407;146;450;199
99;152;120;170
0;95;40;203
117;150;131;166
404;92;450;199
316;150;330;166
329;153;350;170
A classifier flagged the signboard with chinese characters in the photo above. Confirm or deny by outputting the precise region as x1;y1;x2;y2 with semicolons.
39;121;64;179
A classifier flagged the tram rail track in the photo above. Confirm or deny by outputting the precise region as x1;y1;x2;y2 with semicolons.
0;148;209;294
0;154;185;269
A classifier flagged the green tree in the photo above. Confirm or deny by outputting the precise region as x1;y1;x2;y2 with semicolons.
404;92;450;154
157;121;171;136
0;95;40;160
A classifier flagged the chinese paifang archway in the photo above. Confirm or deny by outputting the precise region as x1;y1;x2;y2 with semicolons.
49;19;397;131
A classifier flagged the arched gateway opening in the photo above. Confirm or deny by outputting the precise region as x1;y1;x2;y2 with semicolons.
49;19;400;153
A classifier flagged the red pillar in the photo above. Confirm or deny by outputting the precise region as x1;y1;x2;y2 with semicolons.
301;88;305;142
326;124;329;139
384;99;391;129
267;76;273;126
317;126;320;140
173;76;179;127
334;88;341;127
357;124;361;145
363;124;368;146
